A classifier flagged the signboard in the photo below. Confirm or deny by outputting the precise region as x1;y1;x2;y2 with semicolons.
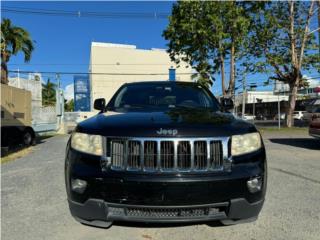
74;75;90;111
169;68;176;81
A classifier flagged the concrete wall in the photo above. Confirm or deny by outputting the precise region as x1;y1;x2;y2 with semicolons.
1;84;32;127
89;42;193;109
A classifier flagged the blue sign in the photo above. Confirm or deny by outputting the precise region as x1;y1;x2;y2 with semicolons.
169;68;176;81
74;75;90;111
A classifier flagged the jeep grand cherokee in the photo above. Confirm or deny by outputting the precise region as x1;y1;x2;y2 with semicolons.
65;81;267;228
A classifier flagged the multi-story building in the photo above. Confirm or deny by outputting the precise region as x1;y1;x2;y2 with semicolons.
89;42;193;109
234;78;320;119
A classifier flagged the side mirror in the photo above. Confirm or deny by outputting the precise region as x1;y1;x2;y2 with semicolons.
220;98;234;111
94;98;106;112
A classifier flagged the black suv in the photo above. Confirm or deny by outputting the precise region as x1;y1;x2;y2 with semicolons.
65;81;267;228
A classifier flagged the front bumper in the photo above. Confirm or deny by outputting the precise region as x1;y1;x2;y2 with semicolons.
65;142;267;225
68;198;264;224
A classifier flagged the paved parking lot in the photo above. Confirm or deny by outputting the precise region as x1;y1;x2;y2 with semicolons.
2;130;320;240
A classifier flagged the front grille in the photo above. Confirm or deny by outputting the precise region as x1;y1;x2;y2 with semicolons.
127;207;214;218
106;137;229;172
108;204;227;219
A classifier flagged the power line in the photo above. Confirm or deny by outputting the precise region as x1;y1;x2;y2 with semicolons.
8;70;192;76
8;63;176;66
10;69;319;80
2;7;170;19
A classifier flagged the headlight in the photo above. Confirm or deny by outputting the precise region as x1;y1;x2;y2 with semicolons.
71;132;103;156
232;132;261;156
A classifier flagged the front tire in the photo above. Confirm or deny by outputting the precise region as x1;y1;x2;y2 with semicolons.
23;129;34;146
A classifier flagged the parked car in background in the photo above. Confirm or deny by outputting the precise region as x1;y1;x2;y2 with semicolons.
255;113;267;120
303;107;320;122
237;113;256;121
274;113;286;120
1;84;36;148
309;114;320;139
243;114;256;121
293;111;306;120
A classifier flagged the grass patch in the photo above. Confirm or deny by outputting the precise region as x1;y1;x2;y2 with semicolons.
258;127;308;134
1;146;34;164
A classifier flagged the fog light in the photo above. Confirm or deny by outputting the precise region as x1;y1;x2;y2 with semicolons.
71;179;87;194
247;177;262;193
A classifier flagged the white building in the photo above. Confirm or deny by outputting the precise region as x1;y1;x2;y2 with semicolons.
274;76;320;98
9;73;42;109
8;74;57;126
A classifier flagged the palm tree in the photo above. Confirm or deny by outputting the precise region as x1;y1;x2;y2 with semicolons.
42;79;56;106
191;61;213;89
1;18;34;84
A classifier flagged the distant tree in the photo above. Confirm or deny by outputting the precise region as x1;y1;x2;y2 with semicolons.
163;1;255;93
250;1;319;127
64;99;74;112
1;18;34;84
42;79;56;106
163;1;216;89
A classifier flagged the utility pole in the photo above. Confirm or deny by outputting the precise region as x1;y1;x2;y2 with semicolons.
55;73;63;129
241;71;247;118
278;94;281;129
17;68;20;88
56;73;61;90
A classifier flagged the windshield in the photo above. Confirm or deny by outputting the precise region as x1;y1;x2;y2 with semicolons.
108;83;220;112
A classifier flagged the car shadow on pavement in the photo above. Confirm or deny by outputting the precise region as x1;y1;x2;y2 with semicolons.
111;220;224;229
35;134;56;145
269;138;320;150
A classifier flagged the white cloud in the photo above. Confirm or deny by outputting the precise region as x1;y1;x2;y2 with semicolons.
64;83;74;101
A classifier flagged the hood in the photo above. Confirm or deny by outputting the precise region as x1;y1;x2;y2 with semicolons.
76;109;257;137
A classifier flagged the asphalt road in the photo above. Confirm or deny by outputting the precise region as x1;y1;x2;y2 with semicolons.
2;131;320;240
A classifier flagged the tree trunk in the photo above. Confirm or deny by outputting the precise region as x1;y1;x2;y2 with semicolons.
1;51;9;84
286;82;298;127
228;41;235;97
220;54;226;96
1;61;8;85
285;1;314;127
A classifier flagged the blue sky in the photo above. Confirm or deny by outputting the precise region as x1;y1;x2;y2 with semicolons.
2;1;320;98
2;1;172;90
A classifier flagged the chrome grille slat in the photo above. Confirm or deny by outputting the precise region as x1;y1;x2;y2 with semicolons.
194;141;207;170
111;140;125;169
128;141;140;169
210;141;223;168
161;141;174;169
108;137;230;172
144;141;157;169
177;141;191;169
